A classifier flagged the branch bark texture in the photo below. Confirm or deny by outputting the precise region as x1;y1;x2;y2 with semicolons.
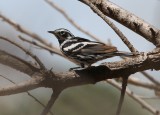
80;0;160;46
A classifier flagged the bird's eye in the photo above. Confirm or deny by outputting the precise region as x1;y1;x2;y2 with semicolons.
60;31;66;36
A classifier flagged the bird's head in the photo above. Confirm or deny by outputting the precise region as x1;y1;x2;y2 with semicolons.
48;28;75;44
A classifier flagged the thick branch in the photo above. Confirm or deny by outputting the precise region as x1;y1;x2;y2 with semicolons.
80;0;138;52
79;0;160;46
0;75;44;96
1;48;160;91
42;51;160;91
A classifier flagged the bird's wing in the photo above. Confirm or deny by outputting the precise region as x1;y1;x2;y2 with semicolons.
72;37;117;54
81;42;117;54
75;37;91;42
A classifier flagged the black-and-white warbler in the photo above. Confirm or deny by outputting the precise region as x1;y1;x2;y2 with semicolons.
48;28;134;68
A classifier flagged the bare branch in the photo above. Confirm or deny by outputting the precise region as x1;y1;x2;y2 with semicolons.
0;13;60;55
74;51;160;83
128;78;160;91
27;92;54;115
45;0;102;42
79;0;160;46
138;96;160;100
0;42;160;115
40;90;61;115
0;74;53;115
0;50;38;75
19;35;63;56
116;77;128;115
0;74;44;96
0;36;45;69
141;71;160;85
0;74;15;84
1;47;160;91
79;0;138;52
107;79;160;115
19;36;80;65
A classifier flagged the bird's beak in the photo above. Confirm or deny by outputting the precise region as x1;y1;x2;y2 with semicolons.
48;31;55;35
48;31;59;37
48;31;59;40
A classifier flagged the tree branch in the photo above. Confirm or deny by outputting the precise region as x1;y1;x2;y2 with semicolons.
128;78;160;91
1;48;160;92
0;36;45;69
0;75;44;96
79;0;138;52
141;71;160;85
79;0;160;46
107;79;160;115
0;74;53;115
40;90;61;115
0;13;61;56
45;0;102;42
116;77;128;115
19;35;63;56
0;50;38;76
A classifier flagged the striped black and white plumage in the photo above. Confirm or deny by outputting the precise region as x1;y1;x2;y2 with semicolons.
48;28;133;68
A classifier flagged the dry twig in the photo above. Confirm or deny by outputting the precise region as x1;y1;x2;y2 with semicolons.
79;0;160;46
141;71;160;85
107;79;160;115
40;90;61;115
0;74;53;115
79;0;138;52
19;35;63;56
0;36;45;69
0;13;60;56
45;0;102;42
128;78;160;91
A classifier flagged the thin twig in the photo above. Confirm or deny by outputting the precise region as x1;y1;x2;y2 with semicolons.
128;78;160;91
141;71;160;85
80;0;138;53
107;79;160;115
0;74;15;84
27;92;54;115
40;90;61;115
19;35;63;56
0;13;60;56
19;35;79;65
0;74;53;115
116;77;128;115
0;13;46;44
0;49;38;75
45;0;102;42
0;36;45;69
138;96;160;99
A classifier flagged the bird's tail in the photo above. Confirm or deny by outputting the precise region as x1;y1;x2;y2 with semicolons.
115;51;139;57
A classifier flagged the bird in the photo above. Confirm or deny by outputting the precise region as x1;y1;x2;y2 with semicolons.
48;28;134;69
